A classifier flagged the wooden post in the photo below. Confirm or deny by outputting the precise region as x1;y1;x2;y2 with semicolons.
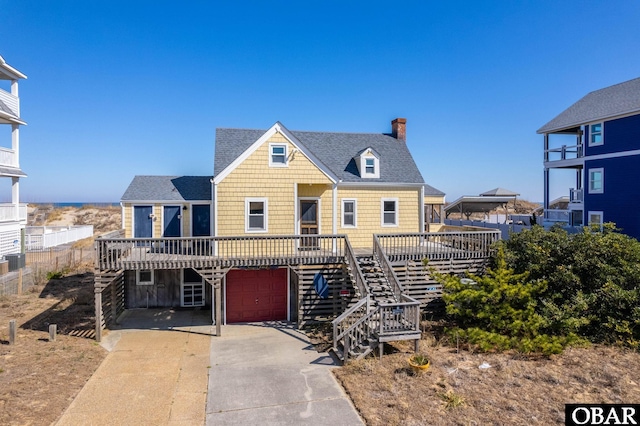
95;290;102;342
111;280;118;324
9;319;16;345
215;283;222;336
49;324;57;341
17;269;22;295
49;247;53;262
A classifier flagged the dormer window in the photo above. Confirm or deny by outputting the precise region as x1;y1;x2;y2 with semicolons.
270;143;288;167
365;158;375;174
356;148;380;179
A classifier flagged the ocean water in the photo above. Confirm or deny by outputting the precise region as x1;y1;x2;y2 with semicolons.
30;202;119;208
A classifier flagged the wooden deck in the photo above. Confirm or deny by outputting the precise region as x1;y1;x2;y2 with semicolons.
96;235;347;271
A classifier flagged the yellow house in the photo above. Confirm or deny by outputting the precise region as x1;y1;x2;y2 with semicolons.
116;118;446;327
213;119;445;248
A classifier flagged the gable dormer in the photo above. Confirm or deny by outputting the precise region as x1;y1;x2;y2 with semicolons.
355;147;380;179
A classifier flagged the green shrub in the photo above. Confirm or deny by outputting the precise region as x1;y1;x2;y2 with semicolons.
46;271;64;280
435;247;583;355
500;223;640;349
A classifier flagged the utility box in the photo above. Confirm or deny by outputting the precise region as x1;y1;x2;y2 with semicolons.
5;254;25;271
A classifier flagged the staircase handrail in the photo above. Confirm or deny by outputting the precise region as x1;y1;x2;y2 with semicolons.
344;237;370;297
332;298;378;363
373;234;405;300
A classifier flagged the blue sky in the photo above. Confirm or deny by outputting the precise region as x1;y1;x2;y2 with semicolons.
1;1;639;202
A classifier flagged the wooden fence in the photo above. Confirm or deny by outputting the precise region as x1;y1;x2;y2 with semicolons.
0;247;95;297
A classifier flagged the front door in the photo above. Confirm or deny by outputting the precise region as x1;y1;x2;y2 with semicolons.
192;204;211;237
163;206;181;237
300;200;319;249
134;206;153;238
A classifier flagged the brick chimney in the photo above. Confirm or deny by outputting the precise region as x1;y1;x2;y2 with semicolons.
391;118;406;142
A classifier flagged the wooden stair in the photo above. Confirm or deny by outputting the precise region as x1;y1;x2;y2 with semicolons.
355;256;396;304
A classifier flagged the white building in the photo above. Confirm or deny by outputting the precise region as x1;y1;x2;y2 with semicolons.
0;56;27;257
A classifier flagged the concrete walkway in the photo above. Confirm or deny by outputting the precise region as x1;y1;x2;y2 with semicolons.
56;309;213;426
206;322;363;425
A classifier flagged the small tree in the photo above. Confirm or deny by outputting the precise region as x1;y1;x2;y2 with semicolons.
436;247;581;355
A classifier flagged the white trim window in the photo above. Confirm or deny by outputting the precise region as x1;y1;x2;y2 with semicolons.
136;269;154;286
361;154;380;178
588;211;604;229
246;198;268;232
589;123;604;146
381;198;398;227
269;143;288;167
588;168;604;194
181;268;205;307
341;199;357;228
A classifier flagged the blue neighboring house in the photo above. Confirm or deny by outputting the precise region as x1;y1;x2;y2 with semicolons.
538;77;640;239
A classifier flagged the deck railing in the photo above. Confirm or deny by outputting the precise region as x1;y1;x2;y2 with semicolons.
344;237;369;297
0;203;27;222
376;230;501;262
570;188;583;203
378;294;421;338
96;234;347;270
373;234;404;300
545;143;583;162
0;89;19;117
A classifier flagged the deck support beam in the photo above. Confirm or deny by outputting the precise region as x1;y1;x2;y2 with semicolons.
215;282;222;336
95;290;102;342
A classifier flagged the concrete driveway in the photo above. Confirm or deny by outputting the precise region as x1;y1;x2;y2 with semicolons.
56;309;213;426
206;322;363;425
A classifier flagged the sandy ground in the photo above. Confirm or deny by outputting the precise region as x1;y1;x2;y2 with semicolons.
333;328;640;425
0;267;107;425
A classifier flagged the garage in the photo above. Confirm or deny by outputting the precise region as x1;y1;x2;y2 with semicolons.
225;268;287;323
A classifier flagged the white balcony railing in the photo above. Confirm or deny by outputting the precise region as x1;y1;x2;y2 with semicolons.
545;144;583;162
544;209;571;223
0;203;27;222
0;147;17;168
0;89;19;117
570;188;583;203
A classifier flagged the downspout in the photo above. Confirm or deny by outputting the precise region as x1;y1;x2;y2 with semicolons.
419;185;425;233
332;183;337;234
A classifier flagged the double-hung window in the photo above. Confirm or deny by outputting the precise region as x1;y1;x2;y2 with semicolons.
588;168;604;194
365;158;375;174
270;144;287;166
589;123;603;146
246;198;267;232
381;198;398;226
342;199;357;228
588;211;603;229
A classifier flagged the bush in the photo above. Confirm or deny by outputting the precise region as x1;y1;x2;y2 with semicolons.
435;247;582;355
500;223;640;349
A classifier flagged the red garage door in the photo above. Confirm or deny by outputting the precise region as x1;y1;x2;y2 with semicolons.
226;268;287;323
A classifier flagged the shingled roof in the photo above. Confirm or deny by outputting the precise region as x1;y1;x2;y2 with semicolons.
214;124;430;185
122;176;212;201
538;77;640;134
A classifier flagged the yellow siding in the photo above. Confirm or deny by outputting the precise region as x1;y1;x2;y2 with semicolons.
123;204;132;238
424;195;445;205
217;132;333;236
337;186;421;248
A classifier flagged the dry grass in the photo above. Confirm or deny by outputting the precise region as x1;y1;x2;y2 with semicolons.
333;328;640;425
0;270;106;425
